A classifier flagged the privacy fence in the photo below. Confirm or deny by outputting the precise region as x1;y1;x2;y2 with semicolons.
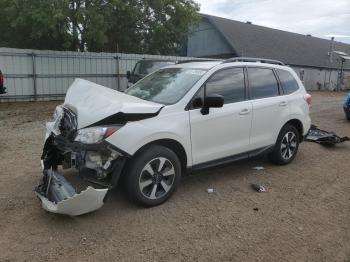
0;48;198;102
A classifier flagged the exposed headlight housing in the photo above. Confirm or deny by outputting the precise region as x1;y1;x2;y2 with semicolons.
74;126;120;144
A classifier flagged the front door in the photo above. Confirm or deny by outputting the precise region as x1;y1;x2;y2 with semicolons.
189;67;253;165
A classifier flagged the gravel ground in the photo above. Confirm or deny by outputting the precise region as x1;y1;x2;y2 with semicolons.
0;92;349;262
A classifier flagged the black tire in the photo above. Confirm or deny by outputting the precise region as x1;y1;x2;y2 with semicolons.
125;145;181;207
269;124;300;165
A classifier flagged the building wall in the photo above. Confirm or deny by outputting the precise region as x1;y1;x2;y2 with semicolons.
186;19;350;91
187;19;233;57
291;66;350;90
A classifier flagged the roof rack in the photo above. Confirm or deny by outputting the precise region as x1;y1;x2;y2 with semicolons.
223;57;285;65
176;59;221;64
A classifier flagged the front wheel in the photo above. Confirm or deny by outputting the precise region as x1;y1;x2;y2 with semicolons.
125;145;181;207
269;124;300;165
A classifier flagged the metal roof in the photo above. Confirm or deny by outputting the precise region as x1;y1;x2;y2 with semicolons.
201;14;350;69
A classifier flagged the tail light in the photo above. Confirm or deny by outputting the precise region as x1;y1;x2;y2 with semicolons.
0;70;3;87
304;93;312;105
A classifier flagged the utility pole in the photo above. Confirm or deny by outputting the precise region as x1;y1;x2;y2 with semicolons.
327;37;335;89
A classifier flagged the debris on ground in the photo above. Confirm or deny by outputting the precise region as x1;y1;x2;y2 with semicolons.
35;170;108;216
253;207;259;211
207;188;215;193
305;125;349;146
251;184;267;192
252;166;265;171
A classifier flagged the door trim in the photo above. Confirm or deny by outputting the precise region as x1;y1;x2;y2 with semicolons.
189;144;274;172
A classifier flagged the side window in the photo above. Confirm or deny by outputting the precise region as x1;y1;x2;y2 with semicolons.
248;68;279;99
205;68;245;104
276;69;300;94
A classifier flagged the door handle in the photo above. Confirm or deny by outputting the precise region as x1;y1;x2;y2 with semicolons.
239;108;250;115
279;101;288;107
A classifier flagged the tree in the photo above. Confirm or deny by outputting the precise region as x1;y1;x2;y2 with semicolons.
0;0;71;50
141;0;200;54
103;0;200;54
0;0;200;54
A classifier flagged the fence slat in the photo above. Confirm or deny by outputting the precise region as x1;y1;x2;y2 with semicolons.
0;47;204;101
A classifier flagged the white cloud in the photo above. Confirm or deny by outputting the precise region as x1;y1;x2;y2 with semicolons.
196;0;350;43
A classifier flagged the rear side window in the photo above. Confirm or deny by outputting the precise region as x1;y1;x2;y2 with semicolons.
276;69;300;94
206;68;245;104
248;68;279;99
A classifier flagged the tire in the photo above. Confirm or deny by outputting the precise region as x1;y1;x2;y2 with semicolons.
125;145;181;207
269;124;300;165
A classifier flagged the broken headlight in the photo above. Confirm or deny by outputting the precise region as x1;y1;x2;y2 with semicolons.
74;126;119;144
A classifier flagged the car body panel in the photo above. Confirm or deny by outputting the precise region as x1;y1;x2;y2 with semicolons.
36;186;108;216
249;95;290;149
65;79;163;129
106;110;193;166
189;100;253;165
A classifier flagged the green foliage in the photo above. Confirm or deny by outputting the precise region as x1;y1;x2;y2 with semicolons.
0;0;199;54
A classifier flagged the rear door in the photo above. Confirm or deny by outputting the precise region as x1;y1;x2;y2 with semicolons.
248;67;290;150
189;67;253;165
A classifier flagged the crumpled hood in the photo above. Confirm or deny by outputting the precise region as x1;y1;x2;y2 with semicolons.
64;79;163;128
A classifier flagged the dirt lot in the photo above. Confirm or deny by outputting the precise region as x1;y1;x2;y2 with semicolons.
0;92;349;262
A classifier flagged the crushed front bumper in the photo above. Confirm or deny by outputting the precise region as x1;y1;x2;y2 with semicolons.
36;107;127;216
35;170;108;216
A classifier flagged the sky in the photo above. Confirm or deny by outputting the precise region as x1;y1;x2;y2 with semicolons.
196;0;350;44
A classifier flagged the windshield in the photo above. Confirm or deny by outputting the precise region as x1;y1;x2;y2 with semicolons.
126;68;207;105
134;61;174;75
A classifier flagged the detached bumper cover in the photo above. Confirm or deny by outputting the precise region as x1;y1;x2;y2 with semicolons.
35;170;108;216
305;125;349;145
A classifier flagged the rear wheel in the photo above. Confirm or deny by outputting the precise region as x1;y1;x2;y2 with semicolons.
269;124;300;165
125;145;181;206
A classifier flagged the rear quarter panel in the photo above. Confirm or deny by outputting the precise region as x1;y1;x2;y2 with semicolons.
285;70;311;136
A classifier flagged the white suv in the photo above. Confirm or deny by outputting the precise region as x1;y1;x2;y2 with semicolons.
37;58;311;215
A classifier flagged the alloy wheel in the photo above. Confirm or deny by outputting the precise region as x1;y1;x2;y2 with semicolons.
280;131;297;160
138;157;176;200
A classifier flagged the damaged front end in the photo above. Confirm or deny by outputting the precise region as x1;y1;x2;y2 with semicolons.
35;105;127;216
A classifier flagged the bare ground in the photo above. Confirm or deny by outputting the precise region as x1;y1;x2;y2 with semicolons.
0;92;349;262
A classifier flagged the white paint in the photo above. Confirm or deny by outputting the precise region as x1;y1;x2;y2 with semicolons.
36;187;108;216
64;79;163;129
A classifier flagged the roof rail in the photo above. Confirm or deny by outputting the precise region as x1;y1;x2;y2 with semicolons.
223;57;285;65
176;59;221;64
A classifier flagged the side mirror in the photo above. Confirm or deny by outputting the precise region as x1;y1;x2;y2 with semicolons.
192;97;203;108
126;70;131;79
201;94;224;115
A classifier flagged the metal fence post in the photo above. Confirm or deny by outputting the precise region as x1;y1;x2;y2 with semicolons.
31;52;37;100
115;55;120;91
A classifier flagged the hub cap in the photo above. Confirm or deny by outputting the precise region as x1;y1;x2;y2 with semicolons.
280;131;297;160
139;157;175;200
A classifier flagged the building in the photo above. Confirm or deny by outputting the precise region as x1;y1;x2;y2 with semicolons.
186;14;350;90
